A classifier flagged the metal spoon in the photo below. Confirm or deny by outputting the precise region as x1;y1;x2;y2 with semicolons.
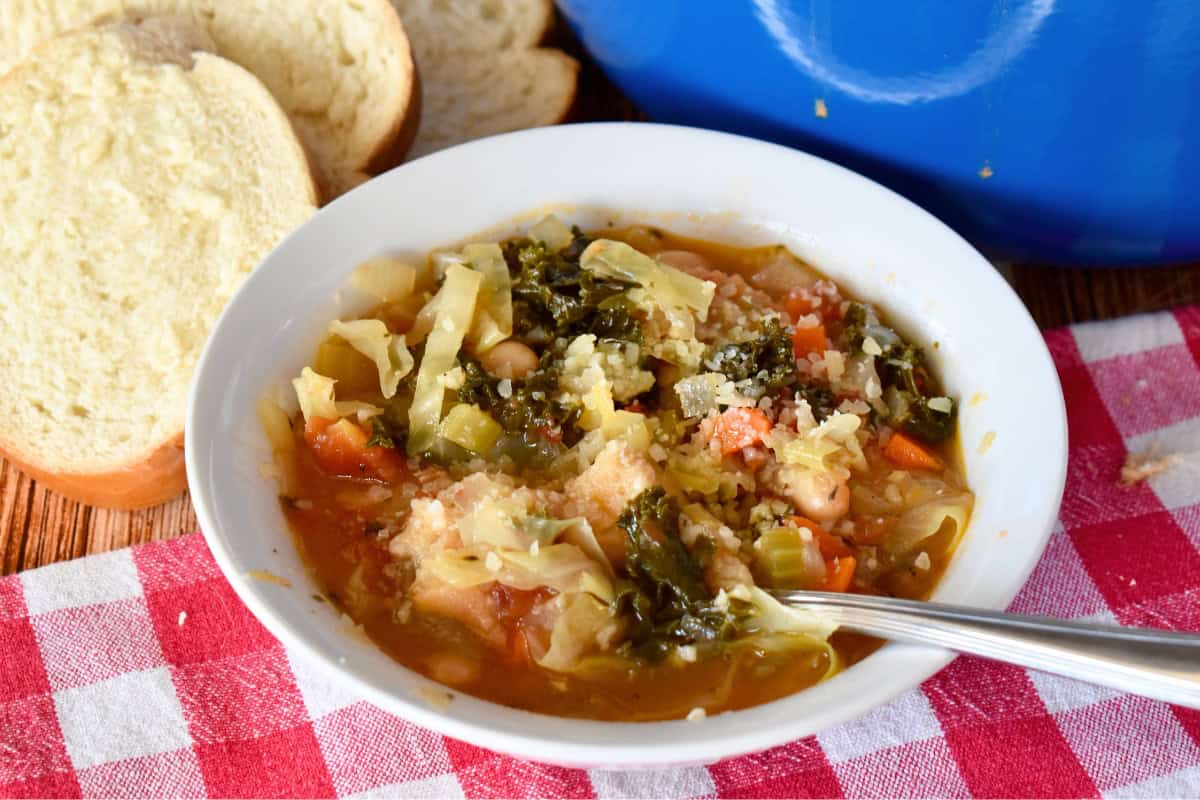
770;590;1200;708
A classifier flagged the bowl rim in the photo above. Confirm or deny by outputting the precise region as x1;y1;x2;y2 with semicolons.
186;121;1068;768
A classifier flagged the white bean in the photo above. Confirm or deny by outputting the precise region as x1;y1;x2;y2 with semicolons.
426;652;481;686
480;340;539;380
791;472;851;524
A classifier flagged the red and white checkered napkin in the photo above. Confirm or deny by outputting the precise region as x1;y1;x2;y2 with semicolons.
5;307;1200;799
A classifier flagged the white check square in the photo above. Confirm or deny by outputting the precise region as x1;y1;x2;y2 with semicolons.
286;646;362;720
344;773;465;800
53;668;191;770
1126;418;1200;511
1073;313;1183;363
21;549;142;615
590;764;716;799
817;687;943;763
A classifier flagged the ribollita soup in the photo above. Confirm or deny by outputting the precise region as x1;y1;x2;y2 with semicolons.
260;216;973;721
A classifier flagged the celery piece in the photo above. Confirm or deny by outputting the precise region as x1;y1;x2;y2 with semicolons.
755;528;824;587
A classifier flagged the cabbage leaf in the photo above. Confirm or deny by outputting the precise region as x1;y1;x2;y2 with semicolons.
292;367;337;421
464;243;512;352
407;264;483;454
328;319;414;399
580;239;715;321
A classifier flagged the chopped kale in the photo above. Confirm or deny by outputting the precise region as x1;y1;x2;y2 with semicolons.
704;317;797;393
841;302;955;442
364;395;410;451
504;237;642;343
884;344;956;441
365;417;396;448
615;489;737;661
795;382;837;422
457;356;582;445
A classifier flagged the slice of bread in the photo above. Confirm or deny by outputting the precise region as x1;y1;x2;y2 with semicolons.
0;19;318;508
0;0;416;198
389;0;578;158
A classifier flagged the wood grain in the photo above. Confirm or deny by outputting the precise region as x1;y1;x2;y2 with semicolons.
3;19;1199;576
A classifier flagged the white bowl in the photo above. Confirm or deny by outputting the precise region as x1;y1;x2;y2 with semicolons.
187;123;1067;768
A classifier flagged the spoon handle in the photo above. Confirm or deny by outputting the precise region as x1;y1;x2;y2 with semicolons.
772;591;1200;708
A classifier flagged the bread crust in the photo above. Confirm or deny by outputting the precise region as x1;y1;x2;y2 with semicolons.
536;47;580;125
0;433;187;510
361;0;421;175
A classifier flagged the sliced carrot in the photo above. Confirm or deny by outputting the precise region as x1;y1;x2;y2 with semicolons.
784;288;817;319
883;430;943;471
303;416;405;483
713;407;773;455
792;516;852;559
823;556;857;592
792;322;826;358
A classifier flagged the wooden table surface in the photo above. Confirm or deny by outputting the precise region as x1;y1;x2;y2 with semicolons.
4;26;1200;577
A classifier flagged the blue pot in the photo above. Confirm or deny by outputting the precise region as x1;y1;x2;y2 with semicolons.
558;1;1200;265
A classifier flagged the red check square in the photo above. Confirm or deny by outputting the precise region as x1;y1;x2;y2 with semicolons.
1070;511;1200;611
709;736;843;799
1174;307;1200;367
172;646;309;743
925;659;1098;798
0;575;26;622
193;725;334;798
0;695;77;793
1058;443;1163;529
0;617;51;704
132;535;223;594
1057;362;1122;449
444;739;594;799
144;576;275;666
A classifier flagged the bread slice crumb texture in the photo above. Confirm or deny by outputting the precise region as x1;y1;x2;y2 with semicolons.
0;20;316;505
0;0;416;198
389;0;578;157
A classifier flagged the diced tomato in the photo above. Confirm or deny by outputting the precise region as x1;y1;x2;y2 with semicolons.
303;416;405;483
792;322;826;358
537;423;563;444
883;431;942;471
492;585;553;666
713;407;773;455
823;556;857;592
